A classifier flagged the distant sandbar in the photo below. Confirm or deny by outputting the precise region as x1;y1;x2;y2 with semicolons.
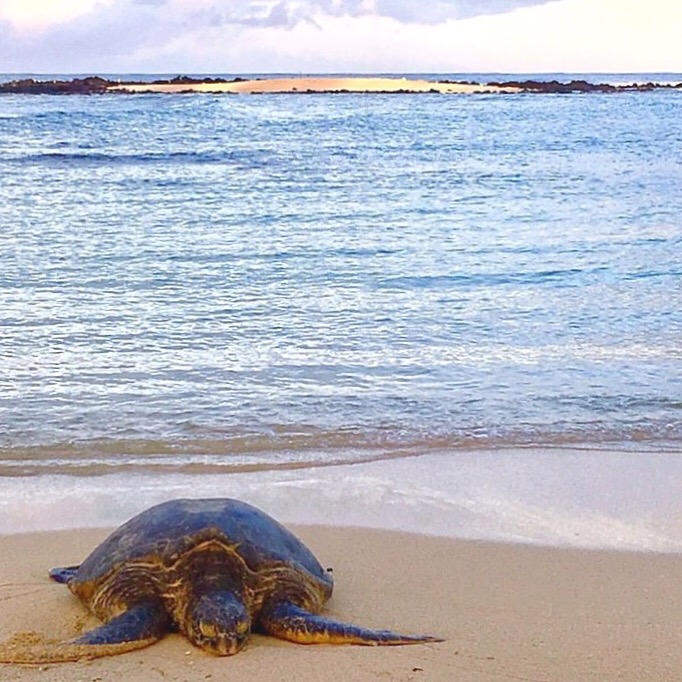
109;76;518;95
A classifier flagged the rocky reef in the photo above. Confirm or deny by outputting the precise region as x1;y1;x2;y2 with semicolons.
0;76;115;94
0;75;244;95
486;79;681;93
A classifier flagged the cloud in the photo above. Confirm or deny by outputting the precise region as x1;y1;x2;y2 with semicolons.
0;0;561;70
197;0;560;26
405;0;560;22
1;0;678;73
0;0;558;32
0;2;174;70
204;1;312;28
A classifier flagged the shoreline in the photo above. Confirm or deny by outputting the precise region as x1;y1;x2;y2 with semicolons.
1;525;681;681
1;447;680;552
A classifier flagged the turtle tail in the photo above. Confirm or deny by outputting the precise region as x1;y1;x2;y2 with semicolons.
259;601;443;646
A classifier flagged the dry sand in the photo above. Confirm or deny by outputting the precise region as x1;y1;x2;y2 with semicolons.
0;526;680;681
110;76;518;95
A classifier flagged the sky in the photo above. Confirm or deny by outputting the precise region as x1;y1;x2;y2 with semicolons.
0;0;681;74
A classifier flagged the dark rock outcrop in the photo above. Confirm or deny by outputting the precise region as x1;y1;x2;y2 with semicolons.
0;76;115;94
488;79;679;94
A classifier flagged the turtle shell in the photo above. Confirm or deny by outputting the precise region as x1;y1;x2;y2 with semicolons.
71;498;333;603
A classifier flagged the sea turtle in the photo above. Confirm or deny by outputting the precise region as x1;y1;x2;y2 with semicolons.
0;498;441;663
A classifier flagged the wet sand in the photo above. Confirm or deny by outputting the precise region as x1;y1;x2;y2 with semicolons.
1;525;680;681
110;76;518;95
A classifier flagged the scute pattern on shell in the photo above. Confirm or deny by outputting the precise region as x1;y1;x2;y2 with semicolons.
71;498;333;616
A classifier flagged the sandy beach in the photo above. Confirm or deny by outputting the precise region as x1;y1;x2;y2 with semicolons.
109;76;518;95
1;525;680;681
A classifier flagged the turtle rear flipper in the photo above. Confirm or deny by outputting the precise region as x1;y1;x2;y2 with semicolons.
260;601;443;646
49;565;80;584
0;601;169;664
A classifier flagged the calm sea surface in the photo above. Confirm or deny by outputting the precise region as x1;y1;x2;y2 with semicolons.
1;80;681;476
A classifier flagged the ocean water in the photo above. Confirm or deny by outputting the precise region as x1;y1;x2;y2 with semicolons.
0;83;681;482
1;79;681;547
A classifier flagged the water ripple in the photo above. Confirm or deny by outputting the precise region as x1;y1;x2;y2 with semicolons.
0;90;680;461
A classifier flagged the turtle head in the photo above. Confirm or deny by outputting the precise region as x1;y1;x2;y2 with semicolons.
186;591;251;656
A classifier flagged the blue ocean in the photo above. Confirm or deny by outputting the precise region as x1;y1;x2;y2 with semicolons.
0;76;680;547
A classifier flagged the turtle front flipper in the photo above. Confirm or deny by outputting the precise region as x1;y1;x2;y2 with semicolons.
0;600;169;664
72;599;169;647
259;601;443;646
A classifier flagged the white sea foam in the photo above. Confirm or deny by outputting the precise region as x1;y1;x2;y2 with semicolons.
1;448;680;552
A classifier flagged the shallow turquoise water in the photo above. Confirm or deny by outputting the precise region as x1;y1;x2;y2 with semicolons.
0;87;680;474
